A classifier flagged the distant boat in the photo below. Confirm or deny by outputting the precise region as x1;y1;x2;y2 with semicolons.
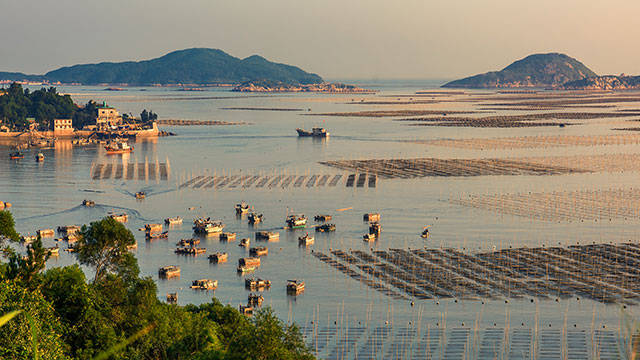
35;153;44;162
9;151;24;159
105;140;133;154
296;127;329;137
286;214;307;229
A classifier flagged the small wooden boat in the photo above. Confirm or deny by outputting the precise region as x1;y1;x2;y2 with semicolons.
286;279;305;295
286;214;307;229
363;213;380;222
248;213;263;224
147;231;169;240
193;218;224;234
46;246;60;256
159;265;180;278
191;279;218;290
239;238;250;247
363;233;376;242
314;214;332;222
298;233;314;246
237;257;260;272
144;223;163;233
255;231;279;241
135;191;146;199
248;293;264;307
110;213;128;223
237;265;257;273
166;293;178;304
369;222;382;236
239;304;254;316
82;199;95;207
249;246;268;257
296;127;329;137
220;232;236;241
316;223;336;232
235;201;249;215
20;235;37;244
245;278;272;289
208;252;228;263
164;217;183;225
37;229;55;237
421;226;430;239
177;238;199;247
105;140;133;154
57;225;81;236
9;151;24;159
175;246;206;255
35;153;45;162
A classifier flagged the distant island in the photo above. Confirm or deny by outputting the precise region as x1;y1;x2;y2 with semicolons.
232;80;374;93
0;48;322;86
443;53;597;89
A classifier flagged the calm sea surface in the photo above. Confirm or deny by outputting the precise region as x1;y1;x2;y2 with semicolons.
2;81;639;357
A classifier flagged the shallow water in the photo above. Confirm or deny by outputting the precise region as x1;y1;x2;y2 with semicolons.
2;83;640;358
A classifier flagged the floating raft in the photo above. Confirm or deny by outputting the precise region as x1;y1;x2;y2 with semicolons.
91;160;170;181
177;173;376;190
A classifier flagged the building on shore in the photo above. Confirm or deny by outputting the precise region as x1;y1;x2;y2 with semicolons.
52;118;73;136
96;102;123;130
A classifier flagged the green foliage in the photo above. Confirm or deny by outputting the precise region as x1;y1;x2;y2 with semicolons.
76;217;136;282
0;83;76;130
43;48;323;85
140;109;158;122
0;210;20;242
6;236;50;286
0;280;70;360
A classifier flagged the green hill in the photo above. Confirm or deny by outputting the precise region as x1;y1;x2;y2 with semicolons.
4;48;323;85
443;53;597;88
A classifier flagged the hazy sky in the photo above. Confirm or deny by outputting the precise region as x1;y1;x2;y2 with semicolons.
1;0;639;80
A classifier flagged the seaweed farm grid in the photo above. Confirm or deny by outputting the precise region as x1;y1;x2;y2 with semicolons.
313;242;640;305
298;324;627;360
174;173;377;189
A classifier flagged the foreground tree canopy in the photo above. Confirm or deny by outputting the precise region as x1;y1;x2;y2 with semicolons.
0;215;315;360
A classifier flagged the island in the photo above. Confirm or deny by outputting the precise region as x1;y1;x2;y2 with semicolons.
442;53;597;89
231;80;374;93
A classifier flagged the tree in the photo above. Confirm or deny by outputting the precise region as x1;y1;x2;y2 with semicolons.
6;237;50;286
75;217;136;282
140;109;149;122
0;210;19;242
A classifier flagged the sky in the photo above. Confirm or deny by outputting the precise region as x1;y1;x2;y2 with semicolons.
1;0;639;80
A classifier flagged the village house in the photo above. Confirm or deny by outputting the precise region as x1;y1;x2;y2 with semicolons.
96;102;122;129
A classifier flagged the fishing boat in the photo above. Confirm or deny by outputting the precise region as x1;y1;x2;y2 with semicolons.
248;293;264;307
175;246;206;255
166;293;178;304
363;233;376;242
20;235;37;244
37;229;55;237
191;279;218;290
105;140;133;154
248;213;263;224
82;199;95;207
193;218;224;234
298;233;314;246
316;223;336;232
285;214;307;229
237;257;261;273
135;191;146;199
144;223;163;233
255;231;279;241
46;246;60;256
286;279;305;295
177;238;200;247
235;201;249;215
239;304;254;316
421;226;430;239
147;231;169;240
245;278;271;289
369;222;382;236
159;265;180;278
296;127;329;137
363;213;381;222
35;152;45;162
314;214;332;222
220;232;236;241
110;213;128;223
9;151;24;159
249;246;268;257
239;238;250;247
208;252;228;263
165;217;183;225
57;225;81;236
